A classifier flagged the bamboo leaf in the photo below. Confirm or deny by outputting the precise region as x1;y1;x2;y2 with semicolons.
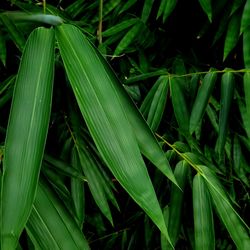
163;0;177;22
193;174;215;250
77;145;114;225
147;76;169;131
70;147;85;227
113;22;143;56
223;12;241;61
212;6;231;45
56;23;172;244
238;97;250;138
92;0;121;23
26;179;90;250
199;166;250;249
140;76;163;116
102;18;138;37
167;161;189;246
244;72;250;115
0;75;15;109
1;27;54;249
157;0;177;22
198;0;212;22
206;103;219;133
243;29;250;68
141;0;154;23
216;71;235;156
0;13;26;51
65;0;85;18
63;29;177;186
157;0;167;19
233;135;249;187
0;31;7;66
189;70;217;134
118;0;137;14
230;0;244;16
241;0;250;34
170;77;190;134
125;69;166;84
44;154;85;180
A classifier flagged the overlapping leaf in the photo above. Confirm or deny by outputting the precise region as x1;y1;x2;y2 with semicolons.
26;179;90;250
56;23;172;244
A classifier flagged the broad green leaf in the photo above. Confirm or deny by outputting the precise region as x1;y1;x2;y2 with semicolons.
65;32;177;185
147;76;169;131
1;27;54;249
199;166;250;249
193;174;215;250
26;179;90;250
56;23;172;243
216;71;234;156
223;12;241;61
241;0;250;34
198;0;212;22
189;70;217;134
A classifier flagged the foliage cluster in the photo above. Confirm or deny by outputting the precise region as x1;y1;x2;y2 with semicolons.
0;0;250;249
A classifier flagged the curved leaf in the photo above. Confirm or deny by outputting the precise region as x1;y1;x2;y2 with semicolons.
56;23;172;244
